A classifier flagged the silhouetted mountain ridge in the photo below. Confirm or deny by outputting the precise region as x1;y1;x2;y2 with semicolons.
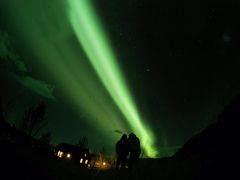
169;96;240;179
174;96;239;158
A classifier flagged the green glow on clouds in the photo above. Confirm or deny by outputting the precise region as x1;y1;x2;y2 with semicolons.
2;0;159;157
2;0;130;144
68;0;158;157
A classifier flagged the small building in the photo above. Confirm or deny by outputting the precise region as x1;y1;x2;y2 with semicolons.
55;142;90;167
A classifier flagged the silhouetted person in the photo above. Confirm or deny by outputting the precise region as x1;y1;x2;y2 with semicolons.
126;133;140;170
115;134;128;169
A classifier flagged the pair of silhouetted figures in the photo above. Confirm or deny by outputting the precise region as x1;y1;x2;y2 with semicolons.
115;133;140;170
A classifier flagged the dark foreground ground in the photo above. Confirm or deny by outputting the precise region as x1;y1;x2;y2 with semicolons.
0;140;233;180
0;140;189;180
1;96;239;180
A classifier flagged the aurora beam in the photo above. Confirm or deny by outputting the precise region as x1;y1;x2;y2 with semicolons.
68;0;158;157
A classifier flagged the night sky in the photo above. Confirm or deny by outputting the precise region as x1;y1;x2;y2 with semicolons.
1;0;240;157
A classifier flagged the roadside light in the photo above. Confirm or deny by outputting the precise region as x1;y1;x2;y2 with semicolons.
103;162;106;166
85;159;88;164
66;153;71;158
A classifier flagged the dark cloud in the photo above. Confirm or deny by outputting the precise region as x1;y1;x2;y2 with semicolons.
1;30;55;100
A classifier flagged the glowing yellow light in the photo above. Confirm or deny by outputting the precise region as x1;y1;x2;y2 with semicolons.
66;153;71;158
85;159;88;164
57;151;64;158
80;158;83;163
103;162;106;166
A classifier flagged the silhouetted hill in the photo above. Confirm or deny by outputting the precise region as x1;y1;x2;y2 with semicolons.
170;96;240;179
175;96;239;156
1;97;239;180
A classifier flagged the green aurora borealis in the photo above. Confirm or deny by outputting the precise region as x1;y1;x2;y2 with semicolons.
68;0;157;157
0;0;157;157
1;0;240;158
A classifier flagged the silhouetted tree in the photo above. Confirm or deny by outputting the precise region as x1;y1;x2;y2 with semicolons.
39;131;52;144
0;97;6;139
0;31;12;124
77;136;88;148
99;147;107;156
21;101;47;137
0;96;4;123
